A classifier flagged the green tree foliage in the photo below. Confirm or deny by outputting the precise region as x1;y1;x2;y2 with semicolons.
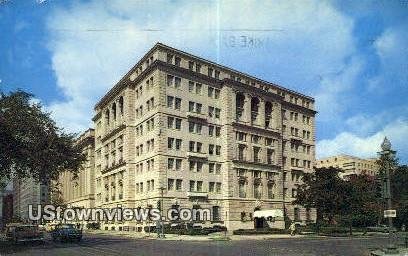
342;175;381;229
0;90;85;184
294;167;381;230
391;165;408;229
294;167;347;224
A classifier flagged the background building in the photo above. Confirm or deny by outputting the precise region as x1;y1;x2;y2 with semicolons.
316;155;379;179
2;191;13;228
13;178;49;222
60;43;317;231
59;129;96;209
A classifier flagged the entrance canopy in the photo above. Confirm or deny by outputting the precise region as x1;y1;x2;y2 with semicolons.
253;209;284;218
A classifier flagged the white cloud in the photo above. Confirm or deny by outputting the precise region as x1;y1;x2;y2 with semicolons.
45;0;356;132
368;25;408;93
317;118;408;162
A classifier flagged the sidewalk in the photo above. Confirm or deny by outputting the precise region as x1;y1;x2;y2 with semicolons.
85;229;313;241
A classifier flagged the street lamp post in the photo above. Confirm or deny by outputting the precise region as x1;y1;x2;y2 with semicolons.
379;137;397;253
159;186;166;239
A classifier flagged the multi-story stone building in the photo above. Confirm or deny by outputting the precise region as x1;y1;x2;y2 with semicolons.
89;43;316;231
316;155;379;179
13;178;49;222
59;129;96;210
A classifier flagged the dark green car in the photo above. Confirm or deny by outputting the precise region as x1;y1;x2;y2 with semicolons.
51;224;82;242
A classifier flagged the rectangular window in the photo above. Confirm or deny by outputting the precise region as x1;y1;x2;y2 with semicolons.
175;159;182;171
174;77;181;88
167;75;174;87
167;96;174;108
168;179;174;190
214;89;220;99
208;87;214;97
197;181;203;192
209;182;215;192
168;138;174;149
176;179;182;190
175;139;182;150
189;81;194;92
189;180;195;191
167;117;174;129
175;98;181;110
209;125;214;136
209;163;214;173
167;158;174;170
175;118;181;130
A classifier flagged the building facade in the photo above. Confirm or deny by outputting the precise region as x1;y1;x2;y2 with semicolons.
316;155;379;179
59;129;96;209
13;178;49;222
88;43;317;231
2;191;13;228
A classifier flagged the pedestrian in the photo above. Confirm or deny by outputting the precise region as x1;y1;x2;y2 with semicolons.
289;222;296;236
402;224;406;232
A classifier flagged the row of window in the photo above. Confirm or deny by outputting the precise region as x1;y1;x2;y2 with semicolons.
136;139;155;156
136;97;155;118
189;180;222;193
237;144;276;164
188;160;222;174
289;142;312;154
290;158;312;168
134;159;155;176
166;53;221;79
135;179;155;194
166;96;222;119
236;132;277;146
169;117;222;137
238;182;275;199
135;76;154;99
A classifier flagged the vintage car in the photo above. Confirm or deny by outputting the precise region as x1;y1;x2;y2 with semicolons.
5;224;44;243
50;223;82;242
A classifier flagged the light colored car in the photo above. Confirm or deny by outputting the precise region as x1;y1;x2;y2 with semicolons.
5;224;44;243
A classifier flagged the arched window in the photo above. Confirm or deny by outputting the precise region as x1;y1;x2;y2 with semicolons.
265;101;273;127
112;103;117;121
105;109;110;125
236;92;245;120
251;97;260;122
119;96;124;115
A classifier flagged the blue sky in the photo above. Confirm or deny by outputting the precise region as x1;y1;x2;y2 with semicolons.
1;0;407;163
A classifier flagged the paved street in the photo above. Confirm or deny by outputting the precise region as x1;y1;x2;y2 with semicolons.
0;233;397;256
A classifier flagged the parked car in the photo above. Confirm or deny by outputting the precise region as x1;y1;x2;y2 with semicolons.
5;224;44;244
367;225;397;233
51;224;82;242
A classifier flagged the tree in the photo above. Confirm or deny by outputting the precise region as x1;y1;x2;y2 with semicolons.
294;167;347;228
391;165;408;229
0;90;85;184
341;175;381;233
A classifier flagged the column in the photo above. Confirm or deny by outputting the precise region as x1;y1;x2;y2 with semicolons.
258;99;265;127
247;169;253;198
243;93;252;124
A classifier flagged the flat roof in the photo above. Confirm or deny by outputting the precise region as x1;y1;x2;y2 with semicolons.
94;42;315;109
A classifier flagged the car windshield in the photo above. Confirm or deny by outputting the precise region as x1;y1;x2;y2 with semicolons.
59;224;76;229
16;226;37;232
